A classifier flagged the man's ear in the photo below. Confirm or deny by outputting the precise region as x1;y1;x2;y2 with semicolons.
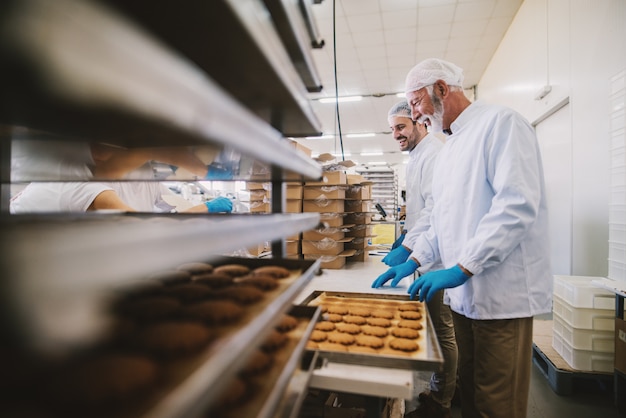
435;80;448;97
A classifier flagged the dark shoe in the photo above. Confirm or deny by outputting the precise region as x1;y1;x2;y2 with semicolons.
405;392;451;418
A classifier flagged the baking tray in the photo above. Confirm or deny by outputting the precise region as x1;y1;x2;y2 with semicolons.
299;291;443;372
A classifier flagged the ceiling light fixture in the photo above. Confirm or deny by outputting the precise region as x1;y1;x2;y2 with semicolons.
304;134;335;140
318;95;363;103
346;133;375;138
396;92;405;97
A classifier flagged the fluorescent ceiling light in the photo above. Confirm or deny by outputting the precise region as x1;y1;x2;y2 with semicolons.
305;134;334;140
402;151;409;155
361;152;383;156
331;152;351;157
319;96;363;104
346;133;375;138
396;92;405;97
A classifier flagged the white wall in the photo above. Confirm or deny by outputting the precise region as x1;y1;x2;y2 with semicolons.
478;0;626;276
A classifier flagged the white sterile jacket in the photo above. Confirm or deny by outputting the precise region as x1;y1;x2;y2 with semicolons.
402;133;443;252
410;101;553;320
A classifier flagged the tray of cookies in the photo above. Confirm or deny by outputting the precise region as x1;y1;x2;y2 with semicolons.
0;256;321;418
299;291;443;371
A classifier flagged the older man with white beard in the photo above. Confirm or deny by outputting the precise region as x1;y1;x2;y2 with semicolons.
372;58;552;418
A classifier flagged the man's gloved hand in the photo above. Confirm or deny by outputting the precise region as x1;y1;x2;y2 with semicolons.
407;265;470;302
382;245;411;266
205;196;233;213
371;259;418;289
391;233;405;249
204;164;233;180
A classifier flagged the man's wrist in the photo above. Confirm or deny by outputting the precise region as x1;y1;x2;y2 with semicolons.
457;263;473;277
409;257;421;267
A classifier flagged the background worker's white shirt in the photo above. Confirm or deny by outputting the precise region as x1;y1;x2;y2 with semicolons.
411;101;553;319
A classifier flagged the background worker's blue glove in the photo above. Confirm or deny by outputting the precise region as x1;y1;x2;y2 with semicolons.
371;259;418;289
382;245;411;266
205;196;233;213
408;265;470;302
204;164;233;180
391;233;405;249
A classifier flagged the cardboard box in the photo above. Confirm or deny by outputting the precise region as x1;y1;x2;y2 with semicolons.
289;139;313;157
245;182;269;191
304;250;356;269
306;171;347;186
346;174;367;185
301;239;350;256
286;199;302;213
249;201;270;213
319;213;345;227
345;237;370;249
345;185;372;200
346;224;374;238
303;186;346;200
286;184;303;199
240;189;269;202
303;199;345;213
302;227;345;241
285;240;300;256
616;317;626;374
344;213;372;224
348;249;369;262
345;200;374;213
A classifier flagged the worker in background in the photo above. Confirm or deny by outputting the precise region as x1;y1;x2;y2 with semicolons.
372;58;552;418
379;101;456;418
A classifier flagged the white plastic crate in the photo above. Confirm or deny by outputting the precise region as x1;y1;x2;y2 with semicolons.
552;295;614;331
608;258;626;281
610;223;626;246
552;331;614;372
553;275;615;309
552;313;614;353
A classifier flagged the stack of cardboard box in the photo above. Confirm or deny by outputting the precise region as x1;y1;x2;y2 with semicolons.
344;174;376;262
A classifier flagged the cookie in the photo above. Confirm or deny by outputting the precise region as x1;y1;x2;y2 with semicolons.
47;354;158;405
309;330;328;342
399;310;423;320
370;309;394;319
214;285;265;305
163;283;213;303
348;307;371;317
234;275;279;291
275;315;298;332
325;313;343;323
335;323;361;335
306;341;319;349
214;377;247;407
240;350;273;376
261;330;288;352
213;264;251;277
397;303;421;312
192;272;234;288
251;265;290;279
391;327;420;339
361;325;388;338
355;335;384;349
148;269;191;286
389;338;419;352
183;300;243;324
318;342;348;352
176;262;214;275
326;305;349;315
115;296;180;321
397;320;423;330
348;345;378;354
314;321;335;331
132;321;212;355
327;331;355;345
343;315;367;325
366;317;392;327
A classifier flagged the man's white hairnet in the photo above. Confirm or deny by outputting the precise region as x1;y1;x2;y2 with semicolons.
404;58;464;94
387;101;412;121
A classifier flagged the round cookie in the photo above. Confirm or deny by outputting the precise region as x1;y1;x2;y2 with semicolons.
235;275;279;291
115;296;180;321
240;350;273;376
326;305;349;315
355;335;384;349
325;313;343;323
397;303;421;312
348;307;371;317
132;321;212;356
214;285;265;305
176;262;214;275
214;377;247;407
366;317;392;328
183;300;243;324
399;310;423;320
361;325;388;338
314;321;335;331
148;269;191;286
389;338;419;352
261;330;288;352
213;264;251;277
318;342;348;352
251;265;290;279
163;283;213;303
370;309;394;319
343;315;367;325
309;330;328;342
391;327;420;339
397;320;423;330
275;314;298;332
348;345;378;354
327;331;355;345
335;323;361;335
192;272;234;289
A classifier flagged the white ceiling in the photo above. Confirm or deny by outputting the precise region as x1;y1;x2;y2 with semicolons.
296;0;523;167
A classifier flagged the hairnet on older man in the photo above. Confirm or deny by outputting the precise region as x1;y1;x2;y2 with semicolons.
387;100;412;120
404;58;465;94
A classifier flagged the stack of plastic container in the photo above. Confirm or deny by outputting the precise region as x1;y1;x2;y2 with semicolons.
551;275;616;372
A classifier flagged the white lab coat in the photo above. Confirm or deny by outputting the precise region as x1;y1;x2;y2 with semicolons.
410;101;553;320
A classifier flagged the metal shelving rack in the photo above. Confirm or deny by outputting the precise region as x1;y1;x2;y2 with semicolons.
356;165;399;219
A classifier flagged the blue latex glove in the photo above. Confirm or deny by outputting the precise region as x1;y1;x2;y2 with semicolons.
371;259;418;289
204;164;233;180
391;233;405;249
407;265;471;302
382;245;411;266
205;197;233;213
